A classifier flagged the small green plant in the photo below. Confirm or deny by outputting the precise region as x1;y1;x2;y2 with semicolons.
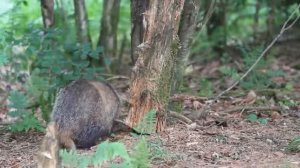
8;90;43;132
134;109;157;135
169;101;183;113
198;78;213;97
60;139;151;168
60;141;131;168
279;98;298;107
220;46;286;91
219;66;240;81
0;54;8;65
285;136;300;153
247;113;268;125
130;137;151;168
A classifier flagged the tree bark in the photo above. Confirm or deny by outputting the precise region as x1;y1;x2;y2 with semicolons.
98;0;121;58
126;0;185;132
207;0;227;56
174;0;200;91
253;0;260;42
73;0;91;43
41;0;54;29
56;0;68;29
267;0;276;42
130;0;150;64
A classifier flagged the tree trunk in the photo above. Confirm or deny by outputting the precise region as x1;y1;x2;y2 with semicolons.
207;0;227;56
56;0;68;29
130;0;150;64
126;0;185;132
267;0;276;42
73;0;91;43
41;0;54;29
98;0;121;59
253;0;260;42
174;0;200;91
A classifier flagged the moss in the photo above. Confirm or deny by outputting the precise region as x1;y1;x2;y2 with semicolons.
169;101;183;112
156;37;180;108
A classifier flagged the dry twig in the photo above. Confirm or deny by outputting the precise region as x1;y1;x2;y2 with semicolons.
221;106;282;114
170;94;207;102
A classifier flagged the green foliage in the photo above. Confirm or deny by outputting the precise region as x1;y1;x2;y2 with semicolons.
130;137;151;168
8;90;43;132
93;141;131;167
9;113;44;132
247;113;257;123
0;54;8;65
247;113;268;125
1;26;107;122
279;98;298;108
219;46;286;91
192;0;298;56
0;0;131;127
169;101;183;113
60;141;130;168
119;0;131;36
8;90;28;111
60;139;151;168
285;136;300;153
198;78;213;97
134;109;157;134
25;69;49;99
219;66;240;81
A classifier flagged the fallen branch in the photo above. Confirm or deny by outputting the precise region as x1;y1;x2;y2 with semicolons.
170;94;208;102
220;106;282;114
169;111;193;124
106;75;129;81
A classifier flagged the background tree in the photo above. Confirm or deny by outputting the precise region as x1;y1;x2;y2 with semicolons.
206;0;227;56
126;0;185;132
174;0;200;91
98;0;121;64
40;0;54;29
130;0;149;64
73;0;91;43
266;0;276;42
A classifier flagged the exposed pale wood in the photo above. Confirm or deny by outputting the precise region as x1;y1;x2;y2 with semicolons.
126;0;185;132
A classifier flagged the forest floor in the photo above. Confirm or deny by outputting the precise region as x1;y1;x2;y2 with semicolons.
1;40;300;168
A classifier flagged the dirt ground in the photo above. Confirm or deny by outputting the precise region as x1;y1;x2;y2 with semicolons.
1;38;300;167
0;115;300;167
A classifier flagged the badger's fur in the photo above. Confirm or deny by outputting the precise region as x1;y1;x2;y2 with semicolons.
51;80;120;149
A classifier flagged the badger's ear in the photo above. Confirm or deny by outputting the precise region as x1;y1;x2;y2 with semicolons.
39;151;53;159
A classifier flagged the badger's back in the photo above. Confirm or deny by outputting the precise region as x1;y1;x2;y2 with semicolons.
52;80;120;148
